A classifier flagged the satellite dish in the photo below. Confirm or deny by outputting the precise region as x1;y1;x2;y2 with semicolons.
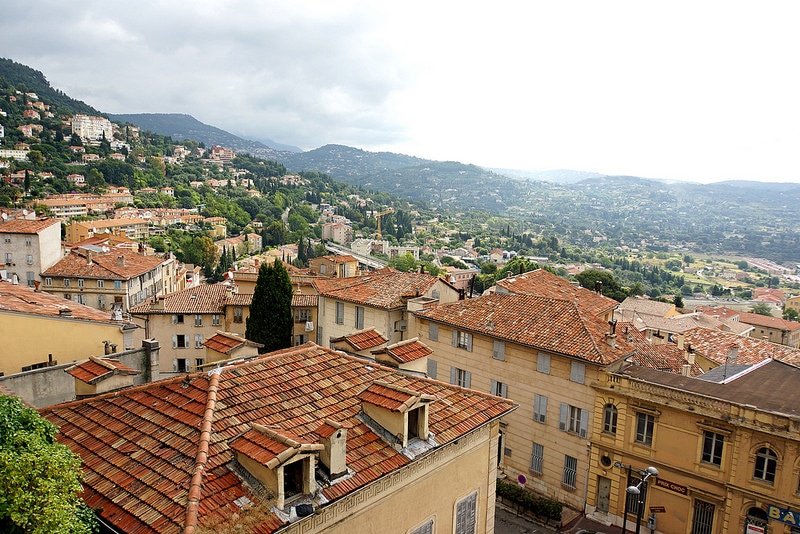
517;474;527;486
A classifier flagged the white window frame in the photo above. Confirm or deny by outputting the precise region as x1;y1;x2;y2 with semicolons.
635;412;655;446
212;314;221;326
97;279;104;288
701;430;724;466
490;379;508;398
560;403;589;438
451;367;471;388
533;394;547;423
603;403;618;434
335;301;344;325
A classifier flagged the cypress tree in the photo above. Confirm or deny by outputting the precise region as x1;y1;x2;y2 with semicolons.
246;260;293;353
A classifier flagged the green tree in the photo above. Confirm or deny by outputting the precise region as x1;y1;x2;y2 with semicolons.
387;252;418;272
246;260;293;353
750;302;774;316
0;395;96;533
574;269;628;302
784;307;800;321
673;294;684;309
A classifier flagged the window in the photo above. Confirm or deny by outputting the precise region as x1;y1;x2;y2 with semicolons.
454;491;477;534
533;394;547;423
490;380;508;398
233;307;243;323
195;334;203;348
98;296;106;308
603;404;618;434
21;361;48;372
451;367;471;388
195;314;202;326
427;358;438;379
4;252;11;263
753;447;777;483
45;277;52;286
114;280;122;289
212;314;221;326
63;278;70;287
196;358;204;370
691;500;715;534
530;443;544;475
428;322;438;341
452;330;473;351
26;254;33;265
559;403;588;437
174;334;188;348
625;473;646;515
76;294;85;305
570;362;585;384
701;431;724;466
492;341;505;361
537;352;551;374
26;272;34;287
172;314;184;324
78;278;84;288
2;237;9;244
409;518;434;534
97;279;104;288
24;237;31;247
335;301;344;324
175;358;188;372
294;308;311;322
562;455;578;489
635;412;655;446
355;305;364;329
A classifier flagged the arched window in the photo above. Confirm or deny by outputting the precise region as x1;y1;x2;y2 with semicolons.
754;448;777;483
603;404;618;434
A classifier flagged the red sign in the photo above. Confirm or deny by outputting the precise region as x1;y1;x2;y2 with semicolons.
650;506;666;514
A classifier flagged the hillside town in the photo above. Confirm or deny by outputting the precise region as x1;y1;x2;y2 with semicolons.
3;65;800;534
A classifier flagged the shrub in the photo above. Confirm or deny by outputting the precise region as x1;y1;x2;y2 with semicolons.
496;479;562;521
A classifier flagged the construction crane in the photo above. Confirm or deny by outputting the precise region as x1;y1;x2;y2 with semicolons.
375;207;394;240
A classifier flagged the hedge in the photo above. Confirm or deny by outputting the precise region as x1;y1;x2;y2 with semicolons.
496;479;563;522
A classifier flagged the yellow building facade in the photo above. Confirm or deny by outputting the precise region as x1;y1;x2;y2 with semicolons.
587;361;800;534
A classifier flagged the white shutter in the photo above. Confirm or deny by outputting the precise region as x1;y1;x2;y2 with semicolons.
500;382;508;398
490;379;497;396
452;329;458;347
571;362;586;384
493;341;505;360
450;367;457;385
427;358;438;379
429;323;438;341
559;403;568;431
538;352;551;374
464;370;472;388
580;409;589;438
172;335;177;348
172;359;177;371
466;333;473;352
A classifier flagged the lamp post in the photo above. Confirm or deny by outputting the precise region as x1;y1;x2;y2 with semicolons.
626;466;659;534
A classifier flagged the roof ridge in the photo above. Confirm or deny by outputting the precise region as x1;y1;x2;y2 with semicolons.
183;369;221;534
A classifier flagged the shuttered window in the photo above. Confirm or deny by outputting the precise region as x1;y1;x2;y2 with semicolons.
454;491;478;534
428;323;438;341
427;358;438;379
530;443;544;475
570;361;585;384
335;302;344;324
450;367;471;388
409;518;434;534
490;379;508;398
533;394;547;423
492;341;505;361
537;352;551;374
560;403;589;437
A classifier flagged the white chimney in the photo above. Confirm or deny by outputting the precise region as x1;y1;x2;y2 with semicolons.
318;419;347;479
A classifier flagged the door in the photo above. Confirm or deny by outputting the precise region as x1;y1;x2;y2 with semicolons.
596;476;611;513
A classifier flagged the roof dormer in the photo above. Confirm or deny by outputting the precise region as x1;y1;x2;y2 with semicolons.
330;328;388;358
66;356;139;398
316;419;347;479
371;338;432;375
231;424;323;510
358;381;435;450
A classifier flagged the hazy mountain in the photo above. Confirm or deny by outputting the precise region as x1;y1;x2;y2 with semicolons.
108;113;293;159
279;144;527;211
489;168;606;184
0;57;101;115
235;133;301;153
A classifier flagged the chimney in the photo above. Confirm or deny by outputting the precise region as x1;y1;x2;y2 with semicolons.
86;250;93;265
33;280;40;292
318;419;347;478
116;255;125;267
677;335;685;350
605;333;617;348
594;280;603;293
727;345;738;364
681;363;691;376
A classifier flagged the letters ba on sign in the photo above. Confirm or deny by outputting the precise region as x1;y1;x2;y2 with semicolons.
769;505;800;526
653;477;688;495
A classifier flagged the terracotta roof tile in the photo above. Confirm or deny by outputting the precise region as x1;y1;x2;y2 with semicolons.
315;269;441;309
41;343;515;533
331;328;388;351
291;294;318;307
43;249;165;280
67;356;139;384
683;327;800;367
618;323;704;376
417;293;632;364
357;381;434;412
738;311;800;332
496;269;618;318
372;338;432;363
0;218;60;234
0;280;123;325
203;332;262;355
131;284;229;314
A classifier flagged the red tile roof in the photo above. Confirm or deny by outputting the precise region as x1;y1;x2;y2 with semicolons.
317;254;358;264
738;311;800;332
0;280;122;325
43;249;165;280
0;217;59;234
131;284;230;314
683;327;800;367
331;328;388;351
697;306;741;321
618;323;704;376
203;332;262;355
357;381;435;412
315;269;442;309
291;294;318;307
231;424;323;468
372;338;432;363
41;343;515;533
496;269;618;318
417;293;632;365
66;356;138;384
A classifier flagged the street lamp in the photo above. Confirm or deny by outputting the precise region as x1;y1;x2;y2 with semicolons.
626;466;658;534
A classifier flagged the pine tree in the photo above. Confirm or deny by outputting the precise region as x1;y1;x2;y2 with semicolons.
246;260;293;353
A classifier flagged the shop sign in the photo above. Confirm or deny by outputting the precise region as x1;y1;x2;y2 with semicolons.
769;505;800;526
654;477;688;495
650;506;666;513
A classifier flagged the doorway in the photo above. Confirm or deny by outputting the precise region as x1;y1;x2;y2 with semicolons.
596;476;611;513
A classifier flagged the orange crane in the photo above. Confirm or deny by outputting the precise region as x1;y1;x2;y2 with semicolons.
375;207;394;239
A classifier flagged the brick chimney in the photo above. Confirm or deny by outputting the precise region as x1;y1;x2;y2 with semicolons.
116;255;125;267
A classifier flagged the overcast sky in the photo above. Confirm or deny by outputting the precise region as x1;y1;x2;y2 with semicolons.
2;1;800;182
